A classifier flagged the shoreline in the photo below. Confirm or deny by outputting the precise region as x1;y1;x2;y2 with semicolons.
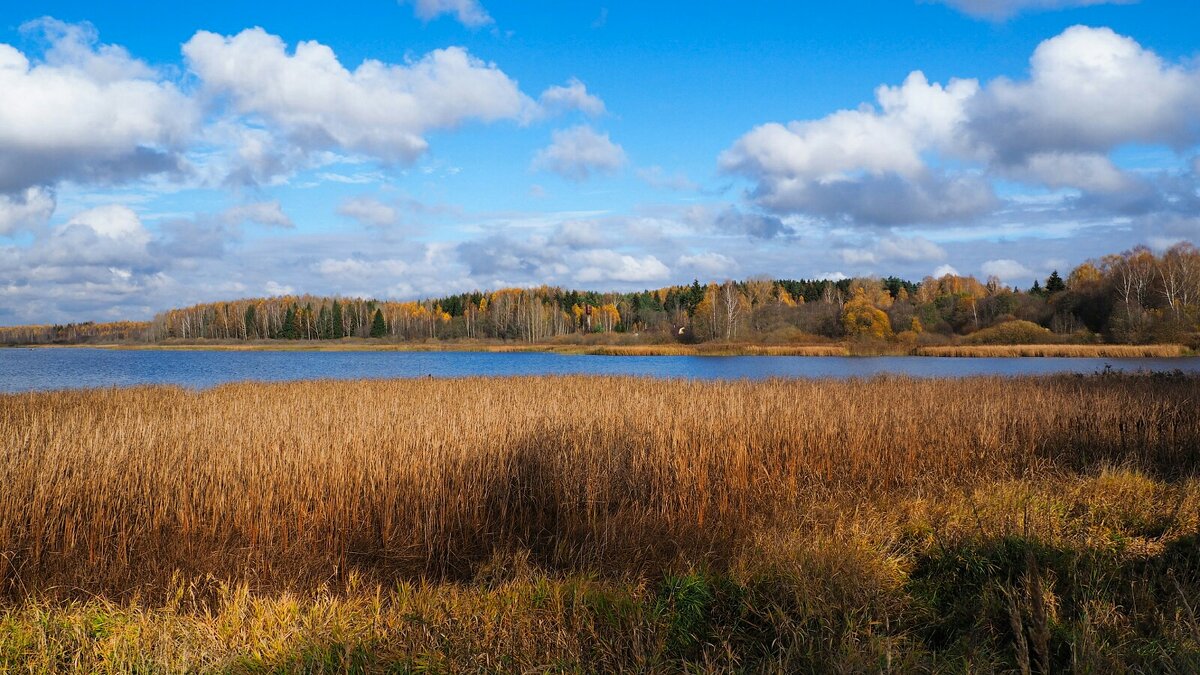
3;341;1193;358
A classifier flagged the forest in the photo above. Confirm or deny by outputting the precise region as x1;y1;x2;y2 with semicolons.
2;241;1198;347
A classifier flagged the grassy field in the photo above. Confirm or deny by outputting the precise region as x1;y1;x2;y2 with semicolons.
2;374;1199;671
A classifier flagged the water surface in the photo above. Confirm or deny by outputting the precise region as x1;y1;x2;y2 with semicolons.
1;348;1198;392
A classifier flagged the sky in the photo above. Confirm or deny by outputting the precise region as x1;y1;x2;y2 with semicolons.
1;0;1198;324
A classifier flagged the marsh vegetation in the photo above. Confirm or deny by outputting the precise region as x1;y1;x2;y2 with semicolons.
1;374;1198;671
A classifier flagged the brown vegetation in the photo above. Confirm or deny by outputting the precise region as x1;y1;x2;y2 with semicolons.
2;374;1199;670
916;344;1190;357
2;374;1196;595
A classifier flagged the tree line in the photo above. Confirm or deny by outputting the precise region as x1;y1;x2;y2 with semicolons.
2;241;1197;346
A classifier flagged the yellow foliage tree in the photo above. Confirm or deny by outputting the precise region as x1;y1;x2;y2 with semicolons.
842;288;894;339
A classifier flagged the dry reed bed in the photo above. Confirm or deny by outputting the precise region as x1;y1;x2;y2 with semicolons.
2;375;1198;600
571;344;848;356
916;344;1189;358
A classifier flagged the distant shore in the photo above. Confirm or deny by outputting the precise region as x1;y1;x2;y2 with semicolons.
5;339;1193;358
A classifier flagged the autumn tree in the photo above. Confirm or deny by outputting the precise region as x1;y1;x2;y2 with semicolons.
842;287;893;339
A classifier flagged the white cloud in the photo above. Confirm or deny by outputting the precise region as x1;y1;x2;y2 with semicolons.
1013;152;1131;192
677;252;738;277
842;235;948;265
0;187;55;236
933;264;961;278
971;26;1200;163
315;257;410;278
538;78;606;117
720;72;994;224
682;205;793;239
0;19;197;193
722;72;977;182
981;258;1036;283
221;200;293;228
573;250;669;283
637;166;699;192
934;0;1135;20
338;196;400;228
876;235;948;262
532;125;627;181
66;204;147;242
721;25;1200;226
401;0;493;27
552;220;605;248
265;281;295;296
816;271;848;282
184;28;533;164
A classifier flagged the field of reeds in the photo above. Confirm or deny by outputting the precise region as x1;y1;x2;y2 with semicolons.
915;343;1191;358
2;374;1199;671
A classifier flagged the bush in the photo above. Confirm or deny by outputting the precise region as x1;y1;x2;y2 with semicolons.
965;320;1057;345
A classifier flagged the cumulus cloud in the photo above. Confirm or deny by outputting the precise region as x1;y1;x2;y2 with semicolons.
401;0;493;27
969;26;1200;164
722;25;1200;228
338;196;400;228
981;258;1036;283
843;235;948;265
683;205;794;239
538;78;606;117
552;220;606;248
720;72;994;225
636;166;699;192
933;0;1135;20
221;200;293;228
933;264;961;277
0;19;196;194
532;125;627;180
677;252;738;277
573;250;670;283
0;187;55;236
457;234;568;279
184;28;533;166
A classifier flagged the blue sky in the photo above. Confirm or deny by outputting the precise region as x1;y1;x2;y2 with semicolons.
0;0;1198;323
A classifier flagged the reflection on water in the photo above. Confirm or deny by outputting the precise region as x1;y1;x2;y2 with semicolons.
1;347;1198;393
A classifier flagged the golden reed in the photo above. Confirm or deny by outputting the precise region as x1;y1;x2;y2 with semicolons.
2;374;1197;599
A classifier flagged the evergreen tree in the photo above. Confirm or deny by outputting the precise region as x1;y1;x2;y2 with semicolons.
243;305;256;339
1029;280;1044;297
331;300;344;339
370;309;387;338
318;305;331;340
282;305;298;339
1045;270;1066;294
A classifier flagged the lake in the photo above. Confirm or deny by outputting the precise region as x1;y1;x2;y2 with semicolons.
1;347;1199;392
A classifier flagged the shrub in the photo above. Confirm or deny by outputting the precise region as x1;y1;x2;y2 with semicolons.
965;320;1057;345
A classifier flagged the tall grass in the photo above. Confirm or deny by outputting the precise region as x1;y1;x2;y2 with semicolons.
2;374;1197;601
915;344;1190;357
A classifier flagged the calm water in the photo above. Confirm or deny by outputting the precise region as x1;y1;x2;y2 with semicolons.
1;348;1198;392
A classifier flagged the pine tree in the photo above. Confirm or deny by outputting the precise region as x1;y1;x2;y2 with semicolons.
1045;270;1066;294
282;305;298;339
370;309;387;338
318;305;331;340
243;305;257;339
331;300;344;339
1029;280;1044;297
